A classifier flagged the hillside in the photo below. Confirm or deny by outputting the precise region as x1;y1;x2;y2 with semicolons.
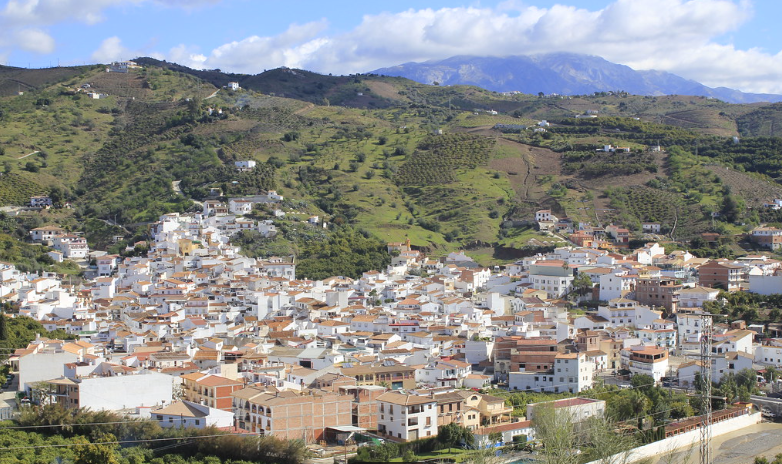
1;61;782;266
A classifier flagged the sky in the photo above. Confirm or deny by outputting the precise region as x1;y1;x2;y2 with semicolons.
1;0;781;94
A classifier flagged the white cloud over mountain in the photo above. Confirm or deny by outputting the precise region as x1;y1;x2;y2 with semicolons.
177;0;781;94
2;0;780;94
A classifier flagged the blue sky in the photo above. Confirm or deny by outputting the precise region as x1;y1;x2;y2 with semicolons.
1;0;781;94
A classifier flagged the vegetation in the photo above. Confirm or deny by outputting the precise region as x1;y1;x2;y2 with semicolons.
0;314;75;362
396;134;495;185
295;226;390;280
3;59;782;265
6;404;308;464
533;403;636;464
350;424;474;464
562;150;657;178
755;454;782;464
703;290;782;323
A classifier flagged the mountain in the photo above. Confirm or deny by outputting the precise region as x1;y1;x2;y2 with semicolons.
371;53;782;104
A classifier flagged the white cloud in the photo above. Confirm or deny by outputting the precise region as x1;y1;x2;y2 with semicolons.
1;0;217;26
2;0;130;26
0;0;219;59
185;0;782;94
15;28;55;54
167;44;207;69
206;20;329;73
91;36;130;63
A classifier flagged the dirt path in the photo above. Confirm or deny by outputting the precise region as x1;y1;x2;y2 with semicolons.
17;150;39;160
204;89;220;100
293;102;315;115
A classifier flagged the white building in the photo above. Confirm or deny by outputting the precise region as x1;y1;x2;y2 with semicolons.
755;341;782;367
712;329;754;356
599;272;635;301
377;392;438;442
528;263;574;299
52;235;89;259
228;199;253;215
749;274;782;296
597;298;661;329
17;347;80;393
621;345;669;382
675;286;720;308
526;397;605;422
30;225;65;243
151;400;234;429
509;352;595;393
234;160;256;171
49;371;174;411
637;328;677;350
535;210;557;223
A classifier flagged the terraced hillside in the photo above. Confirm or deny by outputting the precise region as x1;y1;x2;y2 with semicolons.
1;61;782;263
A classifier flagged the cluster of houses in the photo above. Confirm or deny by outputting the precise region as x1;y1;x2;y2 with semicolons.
30;225;89;261
5;202;782;446
536;209;634;245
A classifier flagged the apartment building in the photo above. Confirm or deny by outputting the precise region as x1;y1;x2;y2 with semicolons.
377;392;438;441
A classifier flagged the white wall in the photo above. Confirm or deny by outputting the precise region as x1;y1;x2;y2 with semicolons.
750;275;782;296
465;340;494;364
19;351;79;392
78;372;174;410
584;412;761;464
378;400;438;441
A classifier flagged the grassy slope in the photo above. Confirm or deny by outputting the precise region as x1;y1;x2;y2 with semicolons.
2;63;782;262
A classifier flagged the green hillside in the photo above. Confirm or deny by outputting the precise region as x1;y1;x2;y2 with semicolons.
1;61;782;268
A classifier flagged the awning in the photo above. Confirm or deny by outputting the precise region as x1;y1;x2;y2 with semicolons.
327;425;367;433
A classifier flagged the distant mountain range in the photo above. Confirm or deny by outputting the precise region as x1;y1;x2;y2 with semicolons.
371;53;782;104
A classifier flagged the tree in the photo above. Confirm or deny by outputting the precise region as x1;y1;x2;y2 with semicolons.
437;423;474;452
764;366;780;383
533;405;579;464
0;309;7;340
631;374;655;393
73;433;119;464
571;272;594;298
582;416;637;464
488;431;503;446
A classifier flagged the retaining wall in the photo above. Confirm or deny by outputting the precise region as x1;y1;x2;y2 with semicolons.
585;412;761;464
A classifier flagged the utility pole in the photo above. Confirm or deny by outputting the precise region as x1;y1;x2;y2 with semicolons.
699;314;713;464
